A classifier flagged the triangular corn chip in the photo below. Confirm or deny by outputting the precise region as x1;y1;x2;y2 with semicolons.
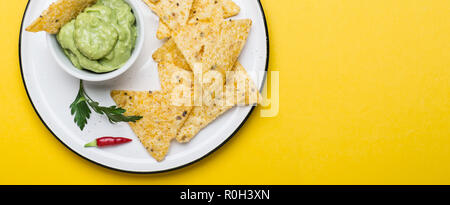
111;64;193;161
111;91;191;161
172;20;219;71
143;0;193;31
26;0;97;34
173;19;252;75
204;19;252;75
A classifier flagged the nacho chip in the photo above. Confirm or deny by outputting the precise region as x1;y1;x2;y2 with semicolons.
111;91;191;161
172;19;252;75
143;0;193;31
26;0;97;34
176;62;259;143
111;64;193;161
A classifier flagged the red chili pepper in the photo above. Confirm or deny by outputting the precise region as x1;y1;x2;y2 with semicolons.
84;137;132;148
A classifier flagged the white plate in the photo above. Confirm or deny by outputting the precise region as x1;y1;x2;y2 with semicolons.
19;0;269;173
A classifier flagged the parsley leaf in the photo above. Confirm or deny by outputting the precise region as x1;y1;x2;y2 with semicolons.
70;82;91;130
70;80;142;130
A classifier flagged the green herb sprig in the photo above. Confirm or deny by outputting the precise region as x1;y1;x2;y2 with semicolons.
70;80;142;130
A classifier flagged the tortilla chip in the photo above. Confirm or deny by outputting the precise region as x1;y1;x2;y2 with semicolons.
176;62;259;143
111;64;193;161
208;19;252;75
26;0;97;34
143;0;193;31
152;38;190;70
172;19;252;75
111;91;191;161
172;21;218;70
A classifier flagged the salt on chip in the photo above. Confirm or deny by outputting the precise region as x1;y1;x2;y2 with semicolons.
172;21;219;71
173;19;252;75
26;0;97;34
176;62;260;143
111;64;193;161
203;19;252;75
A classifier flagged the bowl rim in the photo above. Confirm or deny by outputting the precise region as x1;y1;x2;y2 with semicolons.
46;0;145;82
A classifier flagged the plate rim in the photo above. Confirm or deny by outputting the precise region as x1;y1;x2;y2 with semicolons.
18;0;270;174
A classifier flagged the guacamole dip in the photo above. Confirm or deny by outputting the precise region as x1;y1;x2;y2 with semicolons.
57;0;137;73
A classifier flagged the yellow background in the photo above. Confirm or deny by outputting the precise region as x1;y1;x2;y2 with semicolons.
0;0;449;185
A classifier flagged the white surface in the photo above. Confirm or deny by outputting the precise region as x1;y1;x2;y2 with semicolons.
46;0;145;82
20;0;268;173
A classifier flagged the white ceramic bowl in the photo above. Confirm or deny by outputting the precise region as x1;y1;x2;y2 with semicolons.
46;0;144;82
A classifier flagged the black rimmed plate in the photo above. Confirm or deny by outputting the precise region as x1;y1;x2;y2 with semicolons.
19;0;269;173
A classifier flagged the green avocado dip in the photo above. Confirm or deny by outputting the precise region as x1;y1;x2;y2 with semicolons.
57;0;137;73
